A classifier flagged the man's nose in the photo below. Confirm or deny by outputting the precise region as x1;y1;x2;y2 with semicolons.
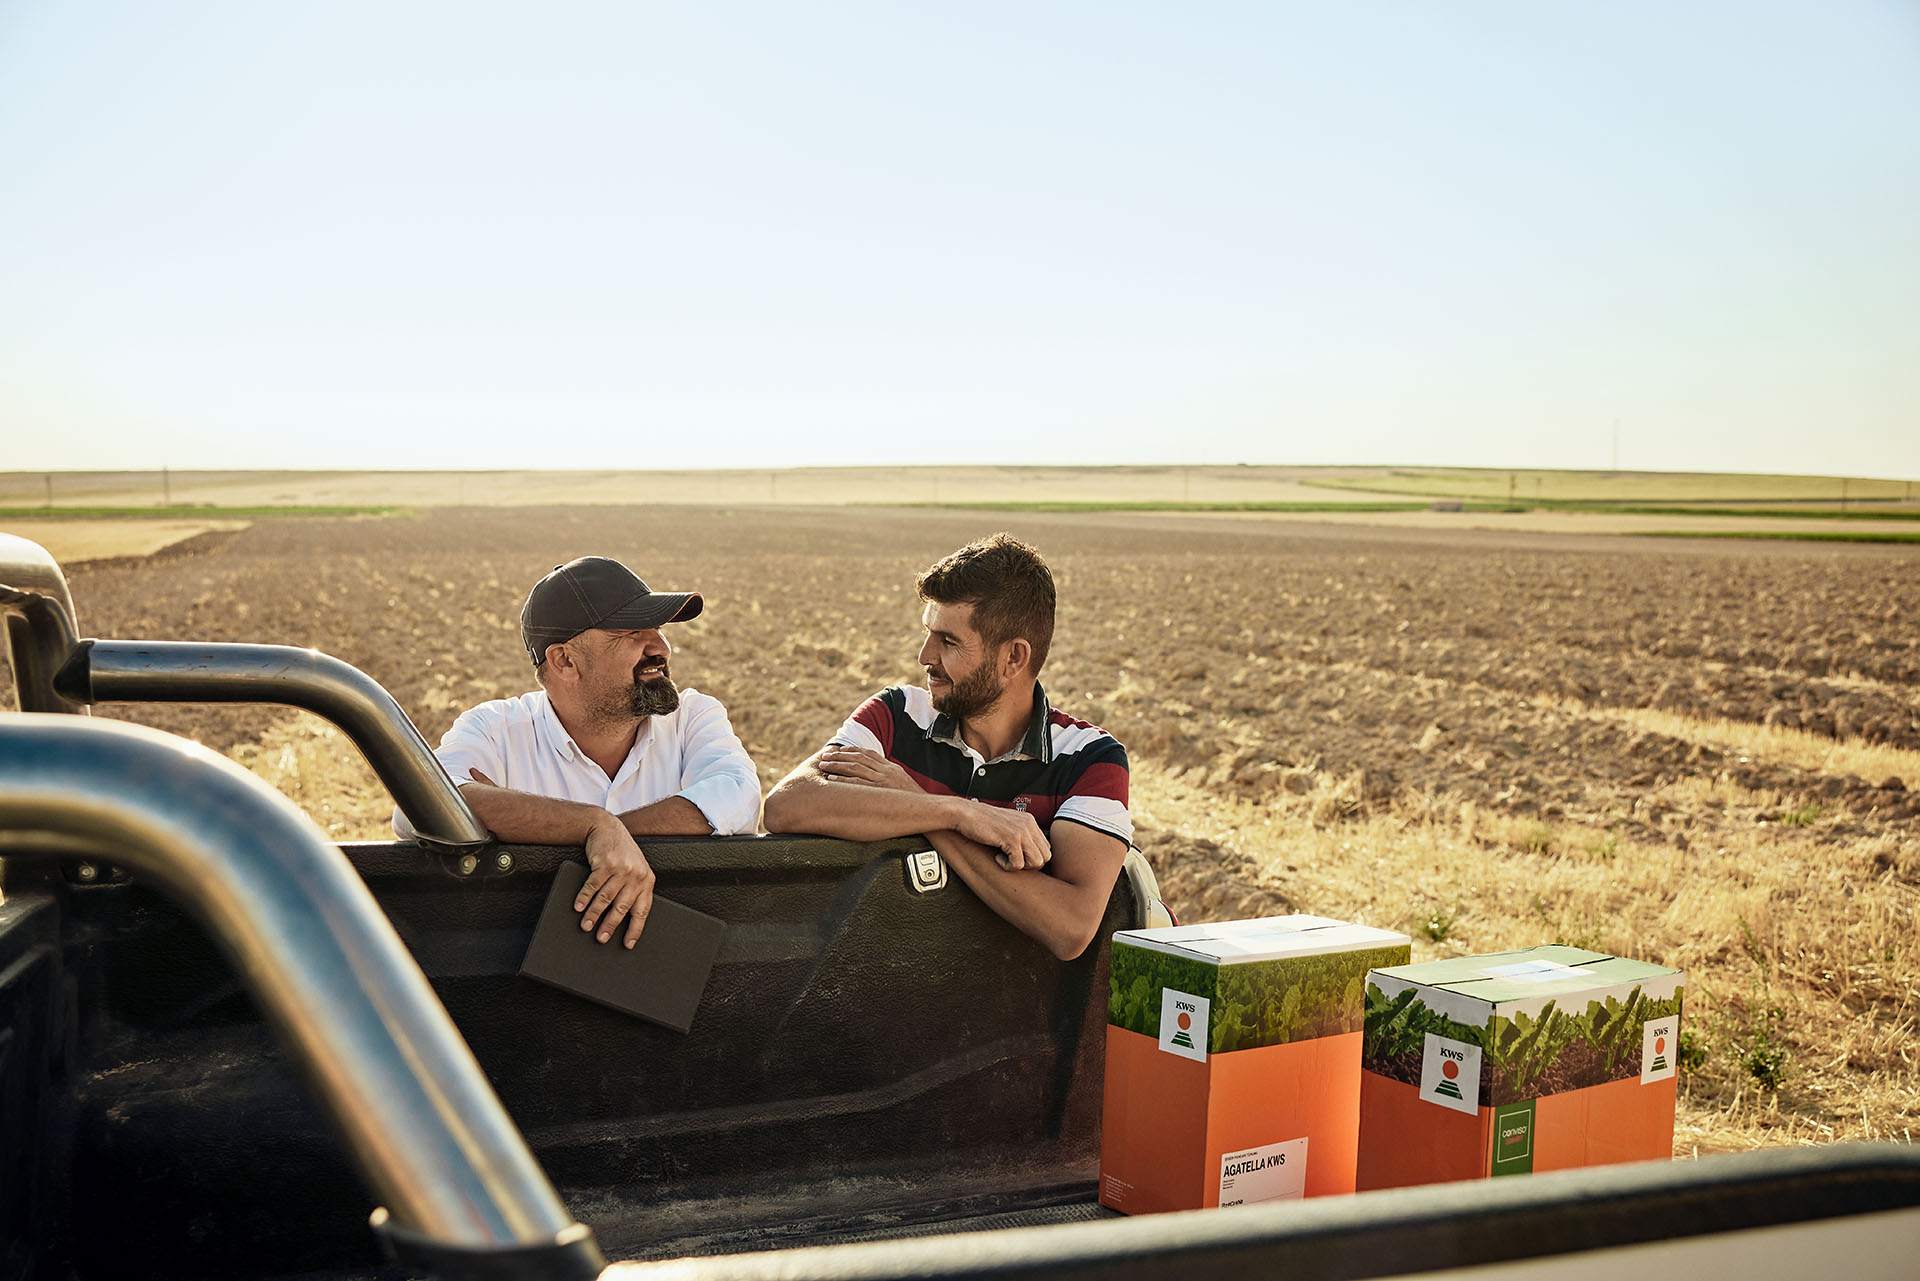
917;635;936;667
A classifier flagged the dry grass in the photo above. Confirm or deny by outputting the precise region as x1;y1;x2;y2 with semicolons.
1135;761;1919;1152
13;519;250;563
1595;705;1920;785
229;713;392;842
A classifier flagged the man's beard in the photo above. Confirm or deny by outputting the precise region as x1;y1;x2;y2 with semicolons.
929;662;1002;721
627;665;680;717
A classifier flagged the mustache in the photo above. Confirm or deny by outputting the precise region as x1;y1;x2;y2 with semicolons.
632;657;671;681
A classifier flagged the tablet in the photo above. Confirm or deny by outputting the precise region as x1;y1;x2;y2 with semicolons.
517;860;726;1034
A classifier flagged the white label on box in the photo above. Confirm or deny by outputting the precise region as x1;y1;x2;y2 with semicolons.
1218;1137;1307;1206
1641;1016;1678;1083
1479;960;1599;983
1420;1032;1482;1115
1158;988;1209;1062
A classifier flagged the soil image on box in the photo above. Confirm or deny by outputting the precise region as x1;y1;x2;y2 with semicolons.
1364;982;1687;1103
4;501;1916;1154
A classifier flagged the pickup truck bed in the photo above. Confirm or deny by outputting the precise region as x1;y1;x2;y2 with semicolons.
6;833;1136;1279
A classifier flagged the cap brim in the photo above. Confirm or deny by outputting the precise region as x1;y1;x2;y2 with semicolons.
594;590;703;631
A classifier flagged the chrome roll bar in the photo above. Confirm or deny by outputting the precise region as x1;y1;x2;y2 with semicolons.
55;639;490;849
1;531;485;847
0;714;601;1274
0;531;87;715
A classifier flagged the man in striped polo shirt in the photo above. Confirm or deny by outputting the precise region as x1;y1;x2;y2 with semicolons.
764;534;1131;960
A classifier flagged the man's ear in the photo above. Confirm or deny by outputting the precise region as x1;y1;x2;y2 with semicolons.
544;642;576;678
1001;637;1031;680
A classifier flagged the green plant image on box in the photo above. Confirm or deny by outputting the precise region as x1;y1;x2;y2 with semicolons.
1363;984;1490;1060
1109;947;1219;1040
1110;944;1408;1051
1365;983;1685;1104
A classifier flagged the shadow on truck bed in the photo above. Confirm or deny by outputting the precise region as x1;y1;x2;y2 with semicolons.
3;834;1138;1279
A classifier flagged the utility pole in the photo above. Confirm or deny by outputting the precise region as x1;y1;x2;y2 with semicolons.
44;474;53;508
162;466;171;507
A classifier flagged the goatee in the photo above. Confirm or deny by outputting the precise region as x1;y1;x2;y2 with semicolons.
628;667;680;717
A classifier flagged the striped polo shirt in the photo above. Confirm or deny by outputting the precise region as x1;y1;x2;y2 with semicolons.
828;683;1132;846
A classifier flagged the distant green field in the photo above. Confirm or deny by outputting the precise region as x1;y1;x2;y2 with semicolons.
1636;530;1920;545
1562;505;1920;521
0;505;401;519
1310;468;1917;505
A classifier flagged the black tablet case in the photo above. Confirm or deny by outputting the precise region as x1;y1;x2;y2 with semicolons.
518;861;726;1034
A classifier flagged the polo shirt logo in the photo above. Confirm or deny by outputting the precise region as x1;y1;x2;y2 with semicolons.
1014;797;1029;811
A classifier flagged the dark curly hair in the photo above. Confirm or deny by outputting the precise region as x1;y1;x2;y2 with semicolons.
916;533;1056;676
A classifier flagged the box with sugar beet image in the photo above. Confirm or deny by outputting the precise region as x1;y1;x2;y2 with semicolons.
1099;915;1411;1215
1356;945;1684;1190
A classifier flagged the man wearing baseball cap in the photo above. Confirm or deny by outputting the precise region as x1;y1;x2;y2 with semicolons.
394;556;759;948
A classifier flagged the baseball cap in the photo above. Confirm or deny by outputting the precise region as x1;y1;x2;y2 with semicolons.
520;557;703;665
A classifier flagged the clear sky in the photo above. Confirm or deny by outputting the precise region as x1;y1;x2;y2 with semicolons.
2;3;1915;477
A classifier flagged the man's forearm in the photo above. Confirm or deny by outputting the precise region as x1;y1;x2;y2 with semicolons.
764;771;970;842
458;783;621;845
620;795;715;837
926;830;1108;961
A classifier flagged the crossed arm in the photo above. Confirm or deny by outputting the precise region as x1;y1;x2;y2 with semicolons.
762;746;1129;960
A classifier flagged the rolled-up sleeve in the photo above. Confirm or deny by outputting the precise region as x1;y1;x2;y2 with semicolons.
673;692;762;835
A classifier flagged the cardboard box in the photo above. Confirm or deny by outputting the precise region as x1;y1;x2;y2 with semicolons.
1099;915;1412;1214
1356;945;1684;1190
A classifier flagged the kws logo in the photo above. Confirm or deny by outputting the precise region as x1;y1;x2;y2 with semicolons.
1158;988;1209;1063
1641;1018;1678;1084
1419;1033;1482;1115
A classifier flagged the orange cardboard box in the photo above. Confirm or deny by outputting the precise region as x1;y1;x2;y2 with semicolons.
1100;915;1411;1214
1356;946;1684;1191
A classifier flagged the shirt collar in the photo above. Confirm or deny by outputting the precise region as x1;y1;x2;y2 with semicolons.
533;689;654;772
930;682;1054;765
533;689;581;762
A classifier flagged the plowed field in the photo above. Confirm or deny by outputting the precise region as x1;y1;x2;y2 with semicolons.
7;506;1917;1155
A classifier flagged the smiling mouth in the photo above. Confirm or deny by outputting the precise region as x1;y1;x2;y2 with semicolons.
635;660;670;681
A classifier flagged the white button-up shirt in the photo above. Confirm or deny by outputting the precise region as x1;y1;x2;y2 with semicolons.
392;687;760;839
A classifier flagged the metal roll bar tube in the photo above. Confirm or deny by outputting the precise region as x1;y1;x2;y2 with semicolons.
0;531;87;715
0;715;602;1279
53;638;491;849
